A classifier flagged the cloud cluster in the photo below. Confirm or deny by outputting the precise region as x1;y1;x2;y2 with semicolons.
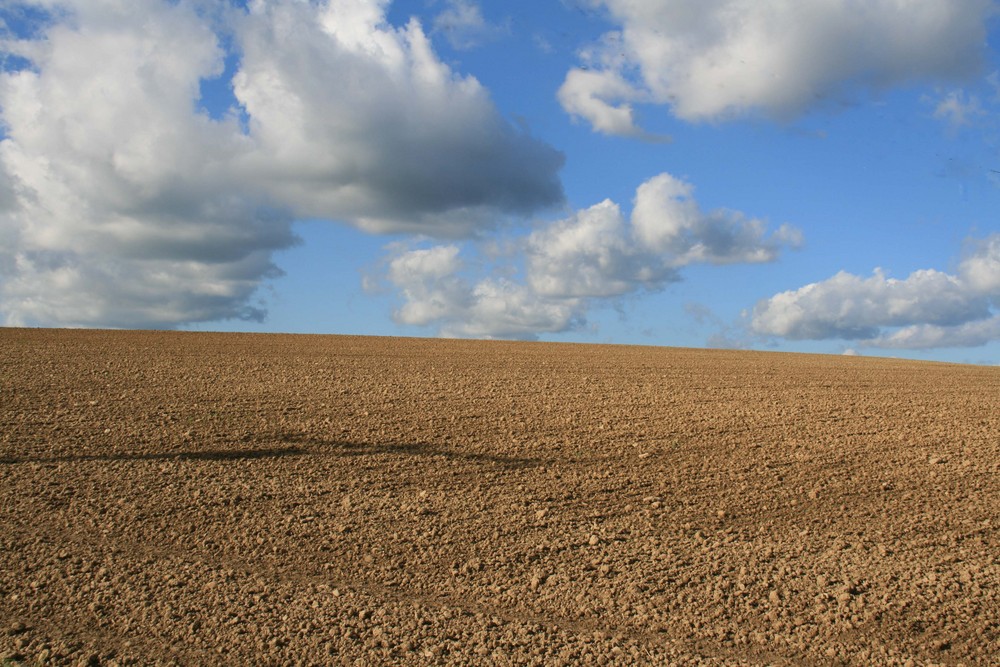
0;0;563;327
386;173;798;339
561;0;995;134
751;234;1000;349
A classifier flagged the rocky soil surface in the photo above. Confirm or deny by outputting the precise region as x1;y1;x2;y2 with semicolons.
1;329;997;666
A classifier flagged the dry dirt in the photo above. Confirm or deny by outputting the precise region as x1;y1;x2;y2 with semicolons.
1;329;997;666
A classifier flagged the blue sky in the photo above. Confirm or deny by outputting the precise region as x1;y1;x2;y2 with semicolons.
2;1;999;364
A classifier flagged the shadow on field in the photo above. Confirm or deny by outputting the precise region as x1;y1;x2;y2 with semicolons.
0;439;543;469
0;447;305;466
283;433;544;469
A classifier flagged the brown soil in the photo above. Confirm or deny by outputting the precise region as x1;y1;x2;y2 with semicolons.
1;329;997;666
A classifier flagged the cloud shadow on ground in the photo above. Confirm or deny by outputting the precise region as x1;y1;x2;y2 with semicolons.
280;433;546;470
0;438;545;470
0;447;306;466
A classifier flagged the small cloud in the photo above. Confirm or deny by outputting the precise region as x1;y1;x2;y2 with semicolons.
706;332;751;350
683;302;716;326
558;67;671;142
385;243;583;339
631;174;794;265
861;316;1000;350
751;234;1000;349
525;198;679;299
360;266;387;295
932;90;985;129
685;302;752;349
558;67;644;138
431;0;508;50
987;70;1000;101
532;33;554;54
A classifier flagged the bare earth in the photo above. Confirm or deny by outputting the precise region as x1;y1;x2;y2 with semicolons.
1;329;997;666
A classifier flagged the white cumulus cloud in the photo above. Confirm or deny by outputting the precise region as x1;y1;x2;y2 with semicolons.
959;234;1000;296
559;68;648;139
561;0;995;134
387;172;799;338
525;199;676;299
386;244;583;339
751;234;1000;349
864;316;1000;349
235;0;562;234
387;245;469;327
631;173;803;264
0;0;563;328
0;0;289;327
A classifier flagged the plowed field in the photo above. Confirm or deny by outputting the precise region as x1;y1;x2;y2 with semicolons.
1;329;997;666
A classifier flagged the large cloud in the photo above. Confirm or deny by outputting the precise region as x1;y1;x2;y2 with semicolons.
0;0;563;327
234;0;562;234
0;0;287;327
560;0;995;134
387;172;798;338
751;234;1000;348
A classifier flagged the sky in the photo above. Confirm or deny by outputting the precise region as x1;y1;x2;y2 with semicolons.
1;0;1000;365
